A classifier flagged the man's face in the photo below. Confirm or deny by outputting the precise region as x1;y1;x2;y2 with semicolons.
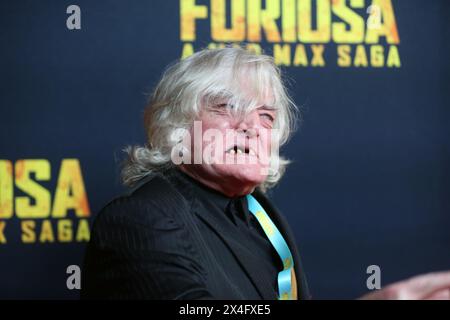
180;93;278;197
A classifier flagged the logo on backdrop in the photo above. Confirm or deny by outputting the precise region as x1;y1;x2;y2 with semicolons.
0;159;90;245
179;0;401;68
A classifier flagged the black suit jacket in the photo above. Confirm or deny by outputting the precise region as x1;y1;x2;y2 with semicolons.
81;168;310;300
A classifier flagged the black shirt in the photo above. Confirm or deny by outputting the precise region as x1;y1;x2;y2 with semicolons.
166;167;282;295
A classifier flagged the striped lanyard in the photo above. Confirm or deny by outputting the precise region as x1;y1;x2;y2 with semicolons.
246;194;297;300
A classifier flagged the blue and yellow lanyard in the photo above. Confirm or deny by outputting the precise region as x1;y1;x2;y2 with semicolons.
246;194;297;300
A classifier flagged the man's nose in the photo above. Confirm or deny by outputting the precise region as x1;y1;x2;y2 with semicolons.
236;111;259;138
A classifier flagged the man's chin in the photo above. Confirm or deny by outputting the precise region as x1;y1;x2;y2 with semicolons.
214;165;266;186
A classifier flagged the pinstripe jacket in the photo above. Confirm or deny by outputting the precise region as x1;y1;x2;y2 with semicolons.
81;168;310;300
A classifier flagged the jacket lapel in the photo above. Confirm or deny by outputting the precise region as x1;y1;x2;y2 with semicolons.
194;205;277;300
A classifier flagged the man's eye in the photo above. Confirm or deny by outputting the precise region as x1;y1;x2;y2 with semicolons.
260;113;274;122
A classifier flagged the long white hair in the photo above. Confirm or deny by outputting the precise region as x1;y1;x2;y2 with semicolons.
121;46;299;192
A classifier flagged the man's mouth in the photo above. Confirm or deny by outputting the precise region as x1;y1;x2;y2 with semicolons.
225;145;256;156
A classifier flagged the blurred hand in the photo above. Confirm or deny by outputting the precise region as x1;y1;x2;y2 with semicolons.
360;271;450;300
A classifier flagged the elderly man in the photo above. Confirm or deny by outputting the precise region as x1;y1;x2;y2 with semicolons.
82;47;450;300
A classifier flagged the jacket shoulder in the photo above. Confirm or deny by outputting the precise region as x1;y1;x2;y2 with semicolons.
94;172;190;228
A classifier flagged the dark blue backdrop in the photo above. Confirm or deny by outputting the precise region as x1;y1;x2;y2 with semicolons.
0;0;449;299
